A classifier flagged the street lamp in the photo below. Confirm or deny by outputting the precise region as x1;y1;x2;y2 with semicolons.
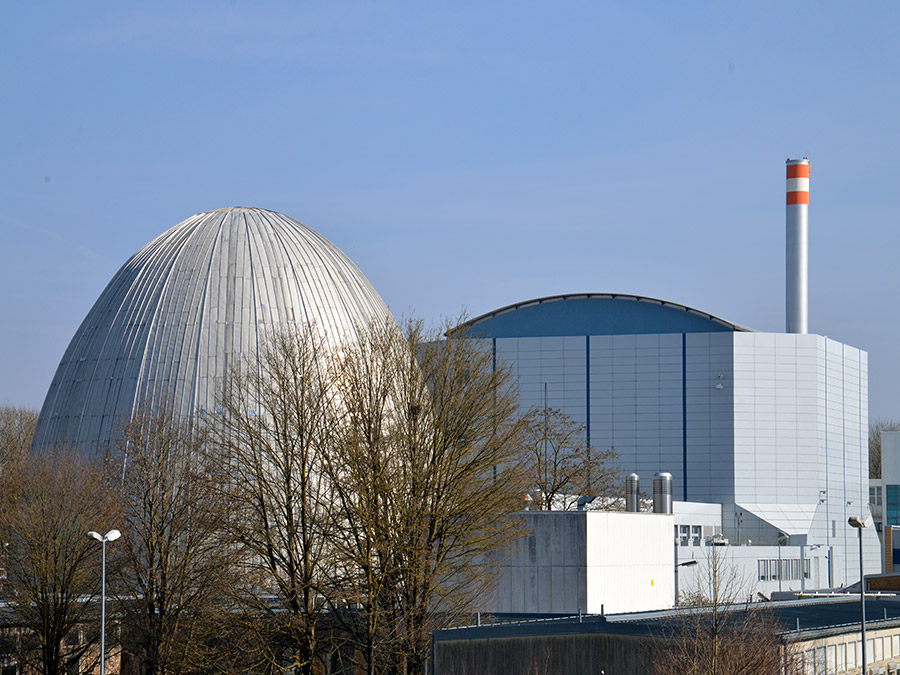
87;529;121;675
674;538;699;605
848;515;869;675
776;531;788;593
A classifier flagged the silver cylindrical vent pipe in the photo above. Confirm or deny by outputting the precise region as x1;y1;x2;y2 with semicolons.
626;473;640;512
786;158;810;334
653;472;673;515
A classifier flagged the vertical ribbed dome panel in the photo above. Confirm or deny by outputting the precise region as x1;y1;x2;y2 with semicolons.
32;207;392;454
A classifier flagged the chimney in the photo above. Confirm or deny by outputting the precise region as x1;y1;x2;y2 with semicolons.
786;158;810;334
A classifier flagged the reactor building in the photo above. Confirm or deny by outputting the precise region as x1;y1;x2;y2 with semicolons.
31;206;392;454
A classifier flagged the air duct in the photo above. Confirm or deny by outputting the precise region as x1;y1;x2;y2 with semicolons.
786;158;810;334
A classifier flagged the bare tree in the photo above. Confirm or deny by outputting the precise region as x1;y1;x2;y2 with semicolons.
328;319;528;675
869;418;900;479
324;320;405;674
0;405;38;469
520;406;617;510
0;448;117;675
110;403;238;674
211;326;341;675
652;545;797;675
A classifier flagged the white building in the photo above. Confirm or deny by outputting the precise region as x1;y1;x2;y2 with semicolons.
488;510;674;615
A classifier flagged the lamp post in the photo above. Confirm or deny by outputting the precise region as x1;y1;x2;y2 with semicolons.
87;529;121;675
776;531;788;593
848;515;868;675
674;538;699;605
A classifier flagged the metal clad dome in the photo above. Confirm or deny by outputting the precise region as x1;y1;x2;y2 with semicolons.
33;207;392;453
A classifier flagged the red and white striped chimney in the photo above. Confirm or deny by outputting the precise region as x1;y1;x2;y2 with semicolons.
786;158;809;334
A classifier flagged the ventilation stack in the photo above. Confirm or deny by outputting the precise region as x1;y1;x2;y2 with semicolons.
652;472;673;515
786;158;810;334
626;473;640;512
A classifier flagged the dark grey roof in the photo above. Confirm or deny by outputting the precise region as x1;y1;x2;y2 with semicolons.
454;294;754;339
434;596;900;643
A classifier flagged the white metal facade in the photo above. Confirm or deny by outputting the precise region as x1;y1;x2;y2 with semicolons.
32;207;392;454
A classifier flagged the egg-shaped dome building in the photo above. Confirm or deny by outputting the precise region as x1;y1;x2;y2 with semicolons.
32;207;392;453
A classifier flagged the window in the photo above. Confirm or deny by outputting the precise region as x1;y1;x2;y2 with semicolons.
691;525;701;543
814;647;825;673
887;486;900;526
758;560;768;581
804;558;811;579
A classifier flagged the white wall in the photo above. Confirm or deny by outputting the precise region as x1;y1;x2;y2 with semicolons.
585;511;674;614
675;542;831;601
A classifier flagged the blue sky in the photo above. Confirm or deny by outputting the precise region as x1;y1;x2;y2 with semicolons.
2;2;899;419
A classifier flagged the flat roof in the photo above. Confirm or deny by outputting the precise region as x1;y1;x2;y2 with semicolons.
434;595;900;643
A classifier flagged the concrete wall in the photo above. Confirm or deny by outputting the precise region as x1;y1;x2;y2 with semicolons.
788;623;900;674
490;511;588;614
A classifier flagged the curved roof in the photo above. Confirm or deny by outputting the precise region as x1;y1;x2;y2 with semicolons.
455;293;753;339
33;207;392;453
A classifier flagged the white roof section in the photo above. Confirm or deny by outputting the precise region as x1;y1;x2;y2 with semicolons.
737;503;819;536
33;207;392;454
